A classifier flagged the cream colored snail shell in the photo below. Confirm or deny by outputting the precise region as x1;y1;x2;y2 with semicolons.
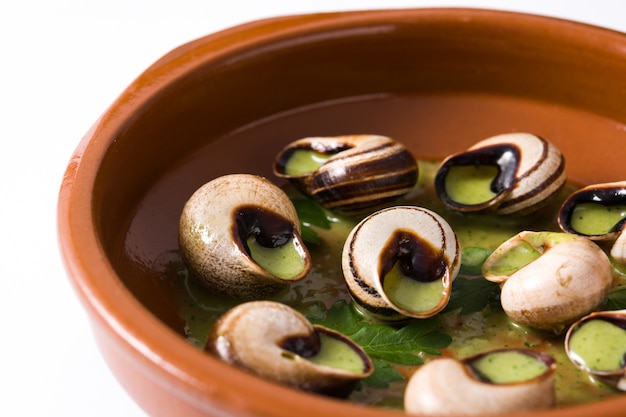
206;301;373;397
435;132;566;216
482;231;613;333
273;135;418;214
342;206;460;322
178;174;311;300
404;348;556;416
558;181;626;264
565;309;626;391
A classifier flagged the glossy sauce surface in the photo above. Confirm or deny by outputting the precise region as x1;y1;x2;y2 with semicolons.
114;92;626;408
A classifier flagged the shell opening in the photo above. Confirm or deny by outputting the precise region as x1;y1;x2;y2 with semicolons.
567;317;626;373
482;239;542;277
307;331;371;374
379;230;449;314
467;350;553;385
435;144;519;210
280;328;371;374
234;205;306;279
275;143;350;177
282;149;336;176
568;202;626;236
558;183;626;238
280;332;321;359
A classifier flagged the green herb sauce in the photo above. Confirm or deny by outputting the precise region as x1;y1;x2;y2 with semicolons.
471;350;548;384
246;236;306;279
383;262;445;313
485;241;541;276
570;203;626;236
568;319;626;372
284;149;331;176
444;165;499;205
309;332;366;373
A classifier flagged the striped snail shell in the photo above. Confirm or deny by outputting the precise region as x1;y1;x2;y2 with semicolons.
273;135;418;215
558;181;626;264
435;132;566;216
341;206;460;322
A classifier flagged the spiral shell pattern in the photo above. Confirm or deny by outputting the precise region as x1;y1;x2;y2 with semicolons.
274;135;418;214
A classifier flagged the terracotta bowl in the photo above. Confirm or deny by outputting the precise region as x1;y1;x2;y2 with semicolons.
58;8;626;417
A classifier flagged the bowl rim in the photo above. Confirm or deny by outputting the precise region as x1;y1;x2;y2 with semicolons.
58;7;626;417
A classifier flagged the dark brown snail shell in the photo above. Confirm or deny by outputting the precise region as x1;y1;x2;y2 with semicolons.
273;135;418;215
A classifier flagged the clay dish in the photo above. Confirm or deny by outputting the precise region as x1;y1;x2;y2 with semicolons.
58;8;626;417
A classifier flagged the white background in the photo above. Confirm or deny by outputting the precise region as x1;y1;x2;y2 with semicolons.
1;1;625;416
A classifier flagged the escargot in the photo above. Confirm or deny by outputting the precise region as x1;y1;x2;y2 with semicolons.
206;301;373;397
435;132;566;216
482;231;613;333
404;348;556;416
273;135;418;214
178;174;311;300
565;309;626;391
341;206;461;322
558;181;626;264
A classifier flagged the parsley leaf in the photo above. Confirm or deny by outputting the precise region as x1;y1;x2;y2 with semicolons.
299;225;321;245
292;198;332;245
607;287;626;310
362;359;404;388
443;277;501;315
316;298;363;335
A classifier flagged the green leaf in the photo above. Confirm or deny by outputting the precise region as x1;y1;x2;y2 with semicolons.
299;224;321;245
396;320;453;353
443;277;501;315
310;299;362;335
351;325;424;365
607;287;626;310
459;247;492;276
363;359;404;388
292;198;331;229
296;300;327;321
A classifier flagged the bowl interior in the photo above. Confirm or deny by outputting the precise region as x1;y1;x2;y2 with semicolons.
71;8;626;417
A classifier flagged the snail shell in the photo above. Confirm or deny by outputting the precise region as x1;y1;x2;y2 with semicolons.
558;181;626;264
179;174;311;300
435;132;566;216
341;206;460;322
206;301;373;397
404;348;556;416
565;309;626;391
273;135;418;214
482;231;613;333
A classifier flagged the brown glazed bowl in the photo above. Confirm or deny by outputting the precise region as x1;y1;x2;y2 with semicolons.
58;8;626;417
